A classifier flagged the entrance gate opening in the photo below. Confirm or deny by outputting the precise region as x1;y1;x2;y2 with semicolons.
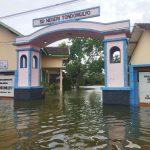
14;20;130;105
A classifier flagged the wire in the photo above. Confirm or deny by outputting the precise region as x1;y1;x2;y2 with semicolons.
0;0;83;19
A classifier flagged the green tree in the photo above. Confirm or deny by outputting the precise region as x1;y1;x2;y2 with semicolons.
58;42;69;48
70;38;103;63
66;59;86;88
84;58;104;85
61;38;104;89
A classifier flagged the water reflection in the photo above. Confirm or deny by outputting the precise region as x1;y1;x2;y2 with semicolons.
0;89;150;149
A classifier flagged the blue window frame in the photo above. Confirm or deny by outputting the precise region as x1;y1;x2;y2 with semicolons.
110;46;121;63
20;55;27;68
33;55;38;68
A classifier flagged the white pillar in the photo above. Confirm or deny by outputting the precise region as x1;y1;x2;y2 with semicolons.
46;70;49;84
40;70;42;83
48;70;50;84
60;69;63;92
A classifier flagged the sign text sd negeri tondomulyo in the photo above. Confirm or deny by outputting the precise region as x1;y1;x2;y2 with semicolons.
33;7;100;27
39;10;91;25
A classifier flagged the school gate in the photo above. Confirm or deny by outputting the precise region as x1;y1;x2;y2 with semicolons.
14;20;130;105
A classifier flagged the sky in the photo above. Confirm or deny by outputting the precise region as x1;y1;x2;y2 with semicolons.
0;0;149;36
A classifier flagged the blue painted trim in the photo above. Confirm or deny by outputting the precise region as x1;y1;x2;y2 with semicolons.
15;28;130;45
101;86;130;91
129;66;134;106
130;107;140;138
129;64;150;106
103;37;129;90
30;50;32;86
15;51;19;88
103;41;107;86
123;39;128;86
103;37;128;43
131;64;150;68
28;50;32;86
129;65;139;106
14;70;18;88
15;86;43;89
17;48;39;52
17;19;130;38
28;51;30;86
54;19;130;26
39;52;41;85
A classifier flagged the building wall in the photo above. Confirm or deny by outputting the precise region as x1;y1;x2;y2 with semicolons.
0;25;18;70
130;31;150;65
41;56;64;68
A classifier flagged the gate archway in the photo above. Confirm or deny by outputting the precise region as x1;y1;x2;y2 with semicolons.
14;20;130;104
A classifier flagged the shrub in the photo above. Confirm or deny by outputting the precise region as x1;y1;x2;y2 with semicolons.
41;82;57;95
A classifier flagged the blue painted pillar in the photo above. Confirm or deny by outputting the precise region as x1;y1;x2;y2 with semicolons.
123;39;128;87
103;41;107;86
14;45;44;100
102;36;130;105
129;66;138;106
103;37;128;87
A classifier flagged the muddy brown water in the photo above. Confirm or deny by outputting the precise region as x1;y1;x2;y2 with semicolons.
0;89;150;149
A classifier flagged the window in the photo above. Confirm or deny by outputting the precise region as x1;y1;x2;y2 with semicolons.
32;55;38;68
110;46;121;63
0;60;8;70
20;55;27;68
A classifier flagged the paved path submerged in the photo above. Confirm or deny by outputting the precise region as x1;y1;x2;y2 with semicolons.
80;86;104;90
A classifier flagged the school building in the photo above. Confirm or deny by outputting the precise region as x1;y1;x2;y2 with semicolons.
128;23;150;106
0;21;69;98
0;18;150;106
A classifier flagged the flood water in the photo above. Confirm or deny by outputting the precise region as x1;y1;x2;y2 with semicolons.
0;88;150;149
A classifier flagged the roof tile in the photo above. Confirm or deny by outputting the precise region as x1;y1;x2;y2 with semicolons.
136;23;150;30
44;47;69;56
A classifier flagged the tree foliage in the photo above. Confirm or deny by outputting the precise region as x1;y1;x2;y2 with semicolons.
59;37;104;90
58;42;69;49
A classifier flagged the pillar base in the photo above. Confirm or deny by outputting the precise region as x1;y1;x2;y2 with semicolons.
14;87;45;100
101;87;130;105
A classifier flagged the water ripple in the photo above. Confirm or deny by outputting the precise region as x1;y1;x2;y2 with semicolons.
0;90;150;149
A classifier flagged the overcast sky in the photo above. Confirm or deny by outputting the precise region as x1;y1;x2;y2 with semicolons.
0;0;149;35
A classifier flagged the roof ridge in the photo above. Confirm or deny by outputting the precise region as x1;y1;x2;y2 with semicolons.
0;21;23;36
135;23;150;30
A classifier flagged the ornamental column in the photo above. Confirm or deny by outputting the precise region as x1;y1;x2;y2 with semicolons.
14;45;44;100
102;34;130;105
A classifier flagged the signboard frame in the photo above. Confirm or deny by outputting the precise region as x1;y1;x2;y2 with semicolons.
139;72;150;103
33;6;100;27
0;75;14;97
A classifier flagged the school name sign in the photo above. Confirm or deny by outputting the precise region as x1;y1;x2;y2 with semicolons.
33;6;100;27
